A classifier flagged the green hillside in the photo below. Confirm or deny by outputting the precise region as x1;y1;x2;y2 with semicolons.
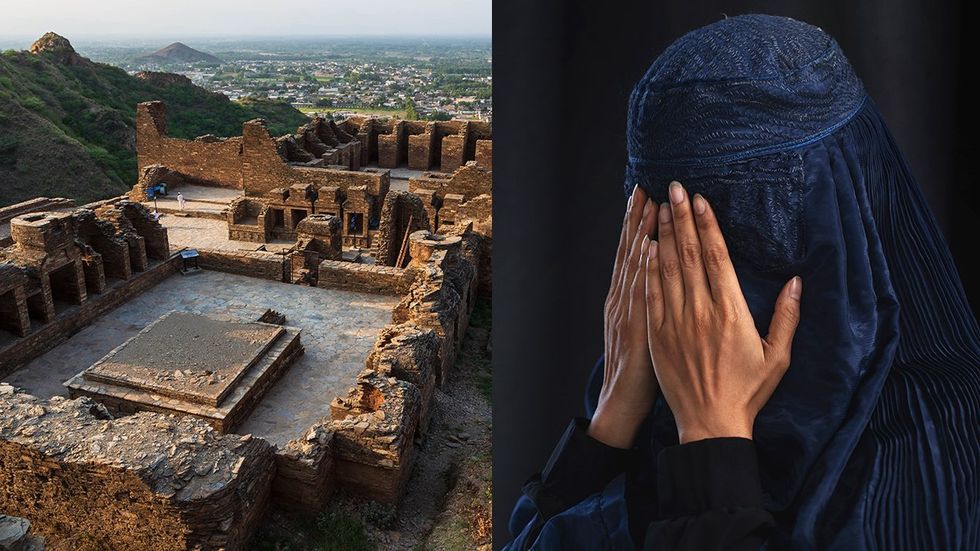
0;33;309;207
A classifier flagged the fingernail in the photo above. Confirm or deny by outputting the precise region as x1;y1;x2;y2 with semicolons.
693;194;706;215
650;240;659;259
659;202;672;222
641;199;653;221
789;276;802;300
631;184;641;202
641;235;650;252
669;181;685;204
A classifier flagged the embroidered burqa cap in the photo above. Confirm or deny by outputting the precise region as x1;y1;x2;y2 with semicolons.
605;14;977;549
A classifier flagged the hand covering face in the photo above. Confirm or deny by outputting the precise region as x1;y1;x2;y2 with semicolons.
577;14;978;550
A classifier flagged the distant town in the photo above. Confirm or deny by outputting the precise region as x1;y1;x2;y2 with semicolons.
77;37;492;121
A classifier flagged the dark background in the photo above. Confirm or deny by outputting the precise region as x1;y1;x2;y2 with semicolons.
492;0;974;547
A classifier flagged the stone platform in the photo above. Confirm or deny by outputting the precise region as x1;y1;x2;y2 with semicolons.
65;311;303;433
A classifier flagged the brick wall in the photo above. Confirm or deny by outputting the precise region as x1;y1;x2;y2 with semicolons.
406;121;435;170
0;392;275;551
273;427;335;511
241;120;390;198
317;260;414;295
0;197;76;225
0;256;181;376
136;102;244;189
475;139;493;170
196;248;285;282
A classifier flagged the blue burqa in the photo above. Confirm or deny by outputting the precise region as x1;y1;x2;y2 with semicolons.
509;14;980;550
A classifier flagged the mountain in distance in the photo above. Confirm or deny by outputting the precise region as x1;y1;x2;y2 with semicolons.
0;33;307;207
135;42;223;65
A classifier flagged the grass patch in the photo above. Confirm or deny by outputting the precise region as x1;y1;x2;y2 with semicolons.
251;506;374;551
298;106;407;118
424;452;493;549
0;48;307;206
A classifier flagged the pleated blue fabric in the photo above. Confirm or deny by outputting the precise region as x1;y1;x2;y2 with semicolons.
508;13;980;550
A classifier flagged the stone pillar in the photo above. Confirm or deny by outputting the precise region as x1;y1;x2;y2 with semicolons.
475;139;493;170
408;230;462;267
295;215;342;260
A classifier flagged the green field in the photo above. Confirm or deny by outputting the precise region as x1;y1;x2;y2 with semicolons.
298;106;407;118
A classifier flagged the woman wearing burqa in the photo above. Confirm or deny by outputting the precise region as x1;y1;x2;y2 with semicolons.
506;14;980;551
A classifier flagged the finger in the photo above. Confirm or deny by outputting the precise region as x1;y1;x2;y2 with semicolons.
692;194;742;303
657;201;684;319
764;276;803;371
628;236;651;328
644;239;665;330
620;200;658;296
667;181;710;307
611;186;647;290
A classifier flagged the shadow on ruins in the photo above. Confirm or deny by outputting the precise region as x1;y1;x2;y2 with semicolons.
0;102;491;550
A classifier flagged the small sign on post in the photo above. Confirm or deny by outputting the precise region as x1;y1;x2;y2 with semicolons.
180;249;201;274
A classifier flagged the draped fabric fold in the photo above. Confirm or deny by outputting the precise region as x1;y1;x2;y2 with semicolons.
567;14;978;550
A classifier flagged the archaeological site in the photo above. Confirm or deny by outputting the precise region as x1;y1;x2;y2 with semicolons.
0;101;492;550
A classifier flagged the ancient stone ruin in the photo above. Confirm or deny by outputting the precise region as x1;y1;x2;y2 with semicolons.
130;101;491;253
0;100;491;549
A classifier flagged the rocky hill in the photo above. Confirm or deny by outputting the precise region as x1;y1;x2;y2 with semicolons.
0;33;307;207
135;42;223;65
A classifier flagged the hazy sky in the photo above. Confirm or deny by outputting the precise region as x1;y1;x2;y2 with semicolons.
0;0;491;40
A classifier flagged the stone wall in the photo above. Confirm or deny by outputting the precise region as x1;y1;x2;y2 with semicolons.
406;121;435;170
409;163;492;204
196;248;285;282
129;164;189;202
327;371;421;503
365;323;440;430
0;204;175;374
373;190;431;267
475;139;493;170
376;120;406;168
0;173;486;532
0;197;75;225
0;257;180;376
351;117;490;173
137;102;244;189
293;117;361;170
241;120;389;198
289;215;342;285
96;201;171;261
226;197;271;243
309;226;482;504
273;425;335;511
0;389;276;551
317;261;414;295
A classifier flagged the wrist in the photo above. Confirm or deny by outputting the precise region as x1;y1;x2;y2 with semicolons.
678;418;754;445
588;404;645;449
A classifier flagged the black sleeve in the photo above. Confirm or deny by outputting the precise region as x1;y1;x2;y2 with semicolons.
517;417;633;547
644;438;775;551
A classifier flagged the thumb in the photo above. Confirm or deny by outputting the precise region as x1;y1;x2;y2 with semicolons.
764;276;802;369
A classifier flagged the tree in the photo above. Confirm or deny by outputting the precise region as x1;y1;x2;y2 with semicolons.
404;98;419;120
426;110;452;121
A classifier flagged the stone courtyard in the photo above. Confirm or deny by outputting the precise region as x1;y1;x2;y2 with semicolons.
5;270;398;446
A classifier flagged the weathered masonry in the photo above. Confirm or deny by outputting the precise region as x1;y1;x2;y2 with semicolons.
130;101;492;250
1;88;492;548
1;203;485;551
